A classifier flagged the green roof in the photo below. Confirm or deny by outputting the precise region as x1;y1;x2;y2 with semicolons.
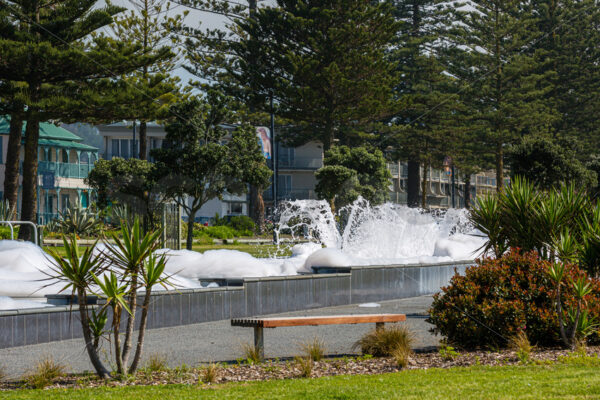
38;138;98;152
0;115;98;151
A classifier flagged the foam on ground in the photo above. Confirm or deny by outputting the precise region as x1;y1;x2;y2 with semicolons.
0;200;486;307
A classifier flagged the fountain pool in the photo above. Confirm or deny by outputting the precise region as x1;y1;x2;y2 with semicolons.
0;198;486;309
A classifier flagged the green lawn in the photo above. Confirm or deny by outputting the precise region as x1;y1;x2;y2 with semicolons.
3;364;600;399
45;243;291;258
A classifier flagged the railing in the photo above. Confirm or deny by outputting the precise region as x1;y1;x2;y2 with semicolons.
270;157;322;170
37;212;60;225
264;189;317;201
37;161;92;179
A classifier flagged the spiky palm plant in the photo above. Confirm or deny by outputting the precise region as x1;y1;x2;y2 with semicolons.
45;236;111;378
57;202;101;236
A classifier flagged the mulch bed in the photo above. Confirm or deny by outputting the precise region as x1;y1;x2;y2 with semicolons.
2;346;598;390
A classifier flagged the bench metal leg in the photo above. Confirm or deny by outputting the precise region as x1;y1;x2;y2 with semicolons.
254;326;264;361
375;322;385;331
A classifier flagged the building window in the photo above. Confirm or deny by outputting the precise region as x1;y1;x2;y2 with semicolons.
111;139;119;159
278;174;292;197
80;152;89;164
61;194;70;212
120;139;130;159
62;149;69;163
278;145;295;167
227;202;244;215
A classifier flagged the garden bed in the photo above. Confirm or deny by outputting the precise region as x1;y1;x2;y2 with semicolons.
2;346;598;391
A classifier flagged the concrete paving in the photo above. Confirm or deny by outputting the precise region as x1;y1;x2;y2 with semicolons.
0;295;437;379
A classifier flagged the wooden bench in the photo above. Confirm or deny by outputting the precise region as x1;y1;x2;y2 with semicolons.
231;314;407;360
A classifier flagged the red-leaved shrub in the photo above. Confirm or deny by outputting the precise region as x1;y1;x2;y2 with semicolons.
427;249;600;349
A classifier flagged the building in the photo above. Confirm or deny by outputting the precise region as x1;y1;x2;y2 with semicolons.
264;141;323;203
98;121;501;218
97;122;248;222
0;117;99;224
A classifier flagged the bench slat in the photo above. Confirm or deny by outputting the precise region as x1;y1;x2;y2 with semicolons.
231;314;406;328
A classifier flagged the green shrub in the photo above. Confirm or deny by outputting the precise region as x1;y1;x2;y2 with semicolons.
299;337;326;361
25;357;65;389
0;225;19;240
227;216;255;232
428;250;600;349
354;325;414;357
145;353;168;372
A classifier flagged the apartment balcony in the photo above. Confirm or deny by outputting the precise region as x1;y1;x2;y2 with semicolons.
270;157;323;170
263;189;317;201
37;161;93;179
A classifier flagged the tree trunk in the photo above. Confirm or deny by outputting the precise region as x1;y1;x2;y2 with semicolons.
249;185;265;234
77;288;111;378
18;114;39;242
113;307;124;375
464;174;472;209
496;142;504;192
421;161;429;209
128;289;152;373
4;112;23;217
121;276;138;369
186;209;196;250
407;159;420;208
139;121;147;161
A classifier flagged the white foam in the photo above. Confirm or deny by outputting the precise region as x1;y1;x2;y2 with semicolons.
0;296;52;310
0;199;485;307
358;303;381;308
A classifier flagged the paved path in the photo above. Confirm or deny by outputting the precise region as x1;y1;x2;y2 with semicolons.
0;296;437;379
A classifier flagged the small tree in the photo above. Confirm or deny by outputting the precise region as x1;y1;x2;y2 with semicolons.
86;157;160;228
48;220;170;378
315;145;391;211
507;135;596;191
152;94;271;249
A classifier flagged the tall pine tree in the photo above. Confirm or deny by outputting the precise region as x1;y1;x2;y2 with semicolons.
442;0;556;191
0;0;163;240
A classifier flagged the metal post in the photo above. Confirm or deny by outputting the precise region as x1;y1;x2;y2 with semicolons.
270;91;278;244
451;165;456;208
254;326;265;361
132;120;137;159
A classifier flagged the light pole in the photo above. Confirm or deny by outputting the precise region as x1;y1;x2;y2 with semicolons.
132;120;137;159
270;91;278;244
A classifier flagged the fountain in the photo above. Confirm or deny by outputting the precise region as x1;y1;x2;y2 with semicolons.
0;198;485;309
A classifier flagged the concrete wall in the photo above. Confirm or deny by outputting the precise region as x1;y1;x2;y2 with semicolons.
0;261;472;349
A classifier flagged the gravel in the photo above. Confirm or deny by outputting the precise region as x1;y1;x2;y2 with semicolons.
0;295;436;379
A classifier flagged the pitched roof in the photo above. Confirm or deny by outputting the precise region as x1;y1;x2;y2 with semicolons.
0;116;98;151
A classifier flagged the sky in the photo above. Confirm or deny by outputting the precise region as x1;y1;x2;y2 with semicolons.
105;0;276;87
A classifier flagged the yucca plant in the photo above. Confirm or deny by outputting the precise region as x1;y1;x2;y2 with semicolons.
45;236;111;378
469;195;507;257
93;271;132;375
128;252;172;373
548;262;595;349
57;202;102;236
100;219;165;375
500;177;541;254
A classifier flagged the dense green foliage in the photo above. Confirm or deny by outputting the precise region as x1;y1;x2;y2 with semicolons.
428;250;600;349
0;0;162;239
315;146;391;210
151;94;271;249
469;177;600;276
187;0;400;150
86;157;160;228
507;135;596;190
